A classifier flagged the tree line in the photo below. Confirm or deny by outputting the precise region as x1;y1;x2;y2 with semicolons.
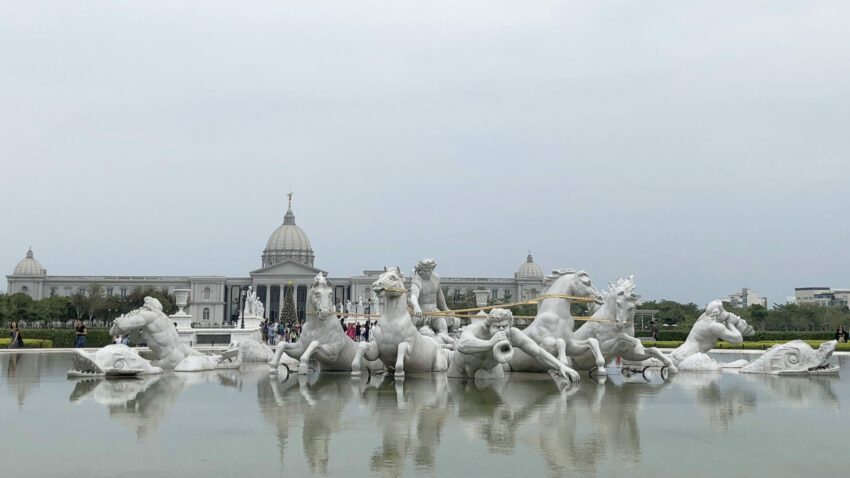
637;300;850;331
0;285;177;328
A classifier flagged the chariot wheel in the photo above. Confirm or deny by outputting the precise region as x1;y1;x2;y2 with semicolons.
660;366;669;381
640;366;651;381
588;368;597;379
621;367;633;377
280;366;291;382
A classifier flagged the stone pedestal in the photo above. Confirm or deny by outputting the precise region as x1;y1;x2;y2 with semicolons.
170;288;193;330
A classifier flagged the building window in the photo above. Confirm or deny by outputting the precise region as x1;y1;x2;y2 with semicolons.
65;287;72;297
50;287;57;297
120;288;128;298
21;286;29;293
78;287;86;295
106;288;113;297
203;287;211;300
203;308;210;321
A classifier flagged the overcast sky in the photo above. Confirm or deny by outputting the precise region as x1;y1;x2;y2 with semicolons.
2;1;848;307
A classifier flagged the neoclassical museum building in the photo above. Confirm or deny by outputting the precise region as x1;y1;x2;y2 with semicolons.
6;202;546;324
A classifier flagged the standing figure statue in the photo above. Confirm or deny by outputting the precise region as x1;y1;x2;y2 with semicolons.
243;286;255;318
409;258;454;345
345;299;352;318
448;308;579;382
357;296;364;316
370;289;381;316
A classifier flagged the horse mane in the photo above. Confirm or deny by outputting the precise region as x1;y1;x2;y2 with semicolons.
542;269;576;293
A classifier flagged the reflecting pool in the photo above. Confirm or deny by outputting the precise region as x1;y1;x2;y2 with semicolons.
1;352;847;477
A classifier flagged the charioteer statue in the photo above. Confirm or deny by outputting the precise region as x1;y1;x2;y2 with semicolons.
409;258;455;345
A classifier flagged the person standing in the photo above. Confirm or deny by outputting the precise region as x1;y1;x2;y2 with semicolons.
835;325;849;343
355;323;362;342
650;321;659;341
9;321;23;349
364;320;371;342
74;319;87;348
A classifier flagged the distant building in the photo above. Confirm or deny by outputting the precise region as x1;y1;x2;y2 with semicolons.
6;199;547;324
724;288;767;308
795;287;850;307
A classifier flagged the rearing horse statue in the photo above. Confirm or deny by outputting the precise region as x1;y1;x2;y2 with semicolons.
507;269;608;376
269;273;376;374
351;267;451;378
572;276;678;373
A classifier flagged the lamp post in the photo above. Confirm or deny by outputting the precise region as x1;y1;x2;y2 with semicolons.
240;286;248;329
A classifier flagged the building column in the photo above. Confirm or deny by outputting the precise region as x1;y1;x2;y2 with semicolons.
263;284;270;319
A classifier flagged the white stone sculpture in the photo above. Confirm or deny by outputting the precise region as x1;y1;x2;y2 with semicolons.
507;269;607;376
217;338;275;367
740;340;839;375
67;344;163;377
668;300;755;370
409;258;455;345
269;273;378;374
370;289;380;315
448;308;579;382
243;287;265;319
109;297;223;371
351;267;452;378
571;276;678;373
345;299;352;317
357;296;364;316
172;289;191;316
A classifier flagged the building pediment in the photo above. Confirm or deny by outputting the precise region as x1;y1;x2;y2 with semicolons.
250;260;325;278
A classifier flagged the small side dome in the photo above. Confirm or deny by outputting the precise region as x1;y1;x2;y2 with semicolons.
515;252;542;279
13;247;46;275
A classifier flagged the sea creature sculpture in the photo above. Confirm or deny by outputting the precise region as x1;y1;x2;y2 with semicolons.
67;344;163;377
351;267;451;378
109;297;223;372
740;340;839;375
506;269;607;376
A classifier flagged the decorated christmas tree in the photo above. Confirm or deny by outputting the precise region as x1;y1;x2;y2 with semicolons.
281;285;297;325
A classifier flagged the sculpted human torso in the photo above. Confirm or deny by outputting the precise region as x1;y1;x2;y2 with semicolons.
669;300;754;366
408;259;454;345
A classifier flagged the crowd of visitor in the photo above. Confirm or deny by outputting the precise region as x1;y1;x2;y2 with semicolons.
261;321;301;345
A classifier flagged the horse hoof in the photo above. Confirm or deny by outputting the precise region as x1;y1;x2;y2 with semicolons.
394;370;405;379
298;365;309;375
351;369;362;377
595;367;607;377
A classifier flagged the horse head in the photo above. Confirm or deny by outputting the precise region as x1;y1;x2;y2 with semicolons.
373;266;406;299
544;269;602;303
611;276;638;329
308;273;334;320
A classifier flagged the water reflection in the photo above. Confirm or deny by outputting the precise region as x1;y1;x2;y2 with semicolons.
261;372;361;473
363;375;450;477
2;352;841;477
670;372;757;431
741;374;840;410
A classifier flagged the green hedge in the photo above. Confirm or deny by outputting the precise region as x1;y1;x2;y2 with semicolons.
640;339;850;352
0;338;53;348
634;330;839;342
15;328;113;348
